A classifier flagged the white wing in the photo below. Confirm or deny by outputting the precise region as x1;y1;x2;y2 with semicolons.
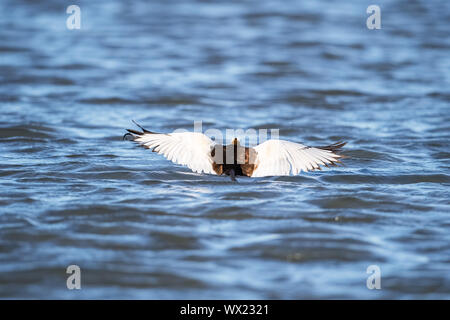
251;139;345;177
128;130;217;175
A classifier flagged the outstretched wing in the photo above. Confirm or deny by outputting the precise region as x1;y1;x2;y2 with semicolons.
251;140;346;177
124;124;217;175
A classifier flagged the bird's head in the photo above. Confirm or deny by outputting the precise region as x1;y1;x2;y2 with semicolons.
231;138;240;146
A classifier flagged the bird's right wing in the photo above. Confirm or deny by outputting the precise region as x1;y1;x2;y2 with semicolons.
251;140;346;177
125;127;217;175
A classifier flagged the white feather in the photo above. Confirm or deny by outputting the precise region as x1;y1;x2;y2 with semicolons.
133;132;217;175
251;139;342;177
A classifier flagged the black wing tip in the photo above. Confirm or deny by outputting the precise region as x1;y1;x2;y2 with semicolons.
317;141;347;153
122;131;136;141
123;128;143;140
315;141;349;166
123;121;157;141
132;120;154;133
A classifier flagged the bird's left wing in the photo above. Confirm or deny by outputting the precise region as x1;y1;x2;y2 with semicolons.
251;140;346;177
125;126;217;175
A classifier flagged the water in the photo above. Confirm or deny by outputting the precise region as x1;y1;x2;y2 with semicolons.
0;0;449;299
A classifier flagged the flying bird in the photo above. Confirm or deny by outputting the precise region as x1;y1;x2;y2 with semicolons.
124;122;346;181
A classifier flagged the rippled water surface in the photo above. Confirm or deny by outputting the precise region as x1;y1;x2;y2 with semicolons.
1;0;449;299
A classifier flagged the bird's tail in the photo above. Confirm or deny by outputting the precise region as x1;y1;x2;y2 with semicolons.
229;168;237;182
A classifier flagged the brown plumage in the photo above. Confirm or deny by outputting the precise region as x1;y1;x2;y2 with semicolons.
210;138;258;180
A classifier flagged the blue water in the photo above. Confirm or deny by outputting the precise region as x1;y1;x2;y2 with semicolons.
0;0;449;299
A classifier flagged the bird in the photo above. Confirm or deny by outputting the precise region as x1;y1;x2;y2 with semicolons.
124;121;346;181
